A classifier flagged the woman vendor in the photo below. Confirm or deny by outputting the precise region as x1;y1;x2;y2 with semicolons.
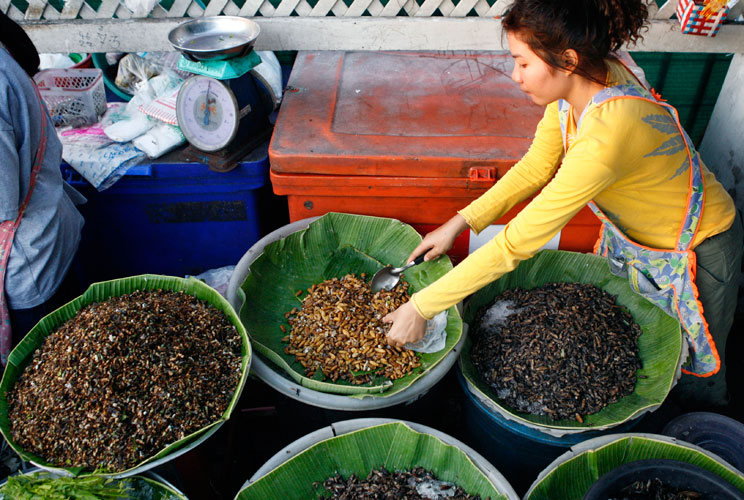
384;0;743;409
0;12;85;366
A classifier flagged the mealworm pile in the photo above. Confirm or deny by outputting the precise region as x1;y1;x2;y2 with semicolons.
282;274;421;384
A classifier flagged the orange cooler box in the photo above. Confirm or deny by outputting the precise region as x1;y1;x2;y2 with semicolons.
269;51;600;262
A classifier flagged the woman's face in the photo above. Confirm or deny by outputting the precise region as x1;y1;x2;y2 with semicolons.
507;31;570;106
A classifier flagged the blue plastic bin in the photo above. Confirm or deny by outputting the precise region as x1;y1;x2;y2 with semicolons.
62;143;272;285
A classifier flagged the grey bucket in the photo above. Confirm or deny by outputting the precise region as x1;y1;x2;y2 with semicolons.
226;217;467;411
235;418;520;500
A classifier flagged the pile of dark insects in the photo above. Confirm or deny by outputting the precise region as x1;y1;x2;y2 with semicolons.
609;478;702;500
7;289;243;472
471;282;642;422
314;466;490;500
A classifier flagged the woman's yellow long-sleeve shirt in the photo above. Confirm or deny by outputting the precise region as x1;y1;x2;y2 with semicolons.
410;60;736;320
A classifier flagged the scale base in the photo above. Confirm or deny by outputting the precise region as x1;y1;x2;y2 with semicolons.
182;126;273;173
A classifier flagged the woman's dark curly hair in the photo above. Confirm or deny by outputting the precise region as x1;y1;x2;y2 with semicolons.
502;0;649;83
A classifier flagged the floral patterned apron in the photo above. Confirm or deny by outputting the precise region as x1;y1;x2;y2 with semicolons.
1;84;48;366
558;82;719;377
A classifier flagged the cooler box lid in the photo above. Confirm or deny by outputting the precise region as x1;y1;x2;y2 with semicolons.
270;51;545;179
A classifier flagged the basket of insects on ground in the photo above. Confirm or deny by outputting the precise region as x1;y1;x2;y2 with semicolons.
236;418;520;500
460;249;684;436
236;212;463;400
0;274;251;478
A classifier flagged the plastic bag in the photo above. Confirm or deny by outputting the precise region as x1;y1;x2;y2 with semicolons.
251;51;284;111
39;53;75;70
104;72;183;142
190;266;235;299
62;142;144;191
115;54;161;95
405;310;448;353
59;103;145;190
115;52;190;95
104;112;153;142
407;476;460;499
58;103;126;147
132;123;185;158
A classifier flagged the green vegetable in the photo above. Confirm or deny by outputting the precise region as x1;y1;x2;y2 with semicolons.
0;473;129;499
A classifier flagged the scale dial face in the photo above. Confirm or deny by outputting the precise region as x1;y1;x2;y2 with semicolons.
176;76;239;152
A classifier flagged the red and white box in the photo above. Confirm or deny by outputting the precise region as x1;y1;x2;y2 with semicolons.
676;0;731;36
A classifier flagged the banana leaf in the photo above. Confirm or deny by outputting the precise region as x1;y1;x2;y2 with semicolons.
236;421;510;500
526;434;744;499
0;274;251;477
461;250;683;433
238;212;463;397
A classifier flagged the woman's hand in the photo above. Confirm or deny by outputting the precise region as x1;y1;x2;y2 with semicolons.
408;214;469;263
383;300;428;347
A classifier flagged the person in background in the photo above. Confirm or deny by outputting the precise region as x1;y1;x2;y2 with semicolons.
0;12;86;366
383;0;743;410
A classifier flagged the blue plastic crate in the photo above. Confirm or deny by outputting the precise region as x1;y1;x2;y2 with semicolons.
63;143;271;285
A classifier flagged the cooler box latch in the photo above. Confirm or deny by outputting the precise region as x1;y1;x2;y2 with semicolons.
468;166;497;188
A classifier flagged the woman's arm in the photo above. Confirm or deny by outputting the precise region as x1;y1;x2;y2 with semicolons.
386;102;636;345
405;103;565;265
459;102;565;234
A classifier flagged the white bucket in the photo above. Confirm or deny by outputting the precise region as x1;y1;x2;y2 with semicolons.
226;217;467;411
237;418;519;500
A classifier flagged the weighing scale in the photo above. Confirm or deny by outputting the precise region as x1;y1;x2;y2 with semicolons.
174;38;273;172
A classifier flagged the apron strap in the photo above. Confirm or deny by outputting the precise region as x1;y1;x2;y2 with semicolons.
559;83;705;251
1;83;49;366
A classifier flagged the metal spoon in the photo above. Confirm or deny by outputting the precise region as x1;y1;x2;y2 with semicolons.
370;255;425;292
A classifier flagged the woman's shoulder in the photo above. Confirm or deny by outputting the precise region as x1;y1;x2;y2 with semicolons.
581;93;685;159
0;50;36;129
587;90;669;126
0;49;25;90
606;55;650;87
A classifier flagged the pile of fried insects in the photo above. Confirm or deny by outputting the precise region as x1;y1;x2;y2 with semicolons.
314;466;490;500
282;274;421;384
7;289;242;472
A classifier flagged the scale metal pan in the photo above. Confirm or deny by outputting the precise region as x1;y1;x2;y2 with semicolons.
168;16;260;61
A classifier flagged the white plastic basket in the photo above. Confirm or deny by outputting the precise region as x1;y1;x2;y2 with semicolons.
33;68;106;127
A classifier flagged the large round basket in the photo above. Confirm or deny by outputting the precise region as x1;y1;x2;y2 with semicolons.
0;274;251;478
